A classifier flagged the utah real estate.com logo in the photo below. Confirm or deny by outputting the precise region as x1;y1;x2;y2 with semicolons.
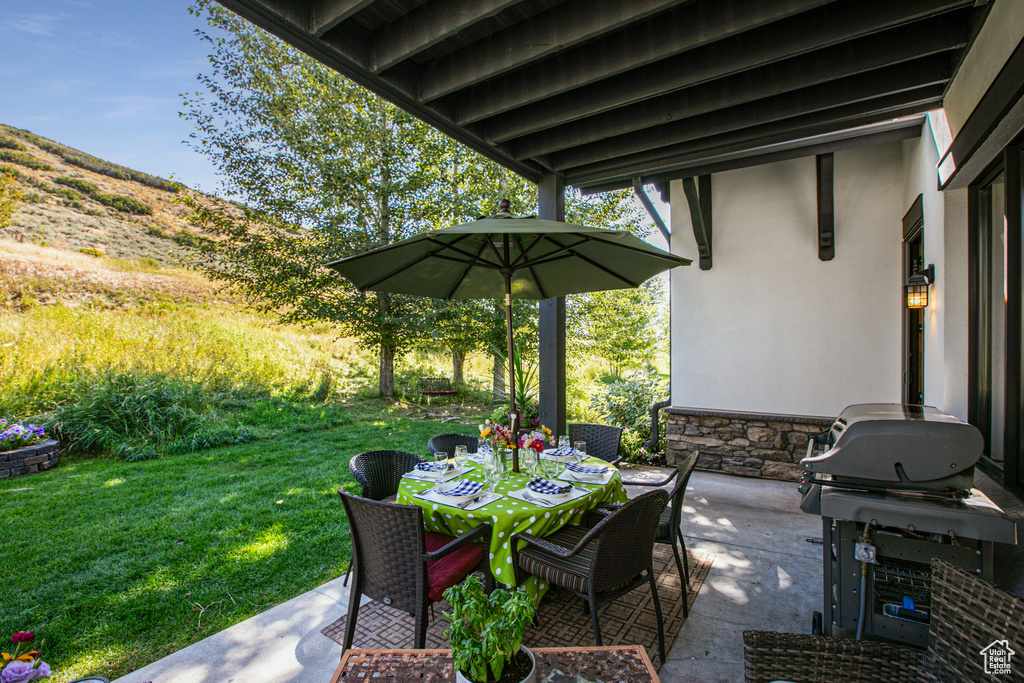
980;639;1016;675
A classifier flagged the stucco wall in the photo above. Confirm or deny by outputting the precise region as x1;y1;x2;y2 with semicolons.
670;142;906;416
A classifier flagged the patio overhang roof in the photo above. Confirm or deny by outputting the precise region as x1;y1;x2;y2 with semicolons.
215;0;984;191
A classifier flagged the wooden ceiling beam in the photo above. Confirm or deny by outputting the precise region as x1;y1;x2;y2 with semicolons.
372;0;522;73
468;3;970;135
452;0;969;126
575;124;922;194
513;48;953;161
542;52;955;169
419;0;690;102
563;89;942;184
309;0;374;37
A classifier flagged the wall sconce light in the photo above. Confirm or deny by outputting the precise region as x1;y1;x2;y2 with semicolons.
905;261;935;309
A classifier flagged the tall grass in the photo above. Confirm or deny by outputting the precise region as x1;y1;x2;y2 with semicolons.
0;302;369;416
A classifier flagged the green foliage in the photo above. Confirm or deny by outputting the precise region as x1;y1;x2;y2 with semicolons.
171;229;200;247
45;372;257;461
0;134;26;151
0;173;19;228
0;125;180;192
95;192;152;215
0;164;25;180
0;149;53;171
54;175;100;195
568;279;665;376
147;225;171;239
444;576;535;683
50;185;83;201
590;372;668;461
20;192;44;204
78;247;104;257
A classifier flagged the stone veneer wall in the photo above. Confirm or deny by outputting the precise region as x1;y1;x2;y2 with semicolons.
665;408;833;481
0;439;60;479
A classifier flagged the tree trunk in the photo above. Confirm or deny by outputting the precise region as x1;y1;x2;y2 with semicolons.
491;353;505;401
452;349;465;384
379;344;395;398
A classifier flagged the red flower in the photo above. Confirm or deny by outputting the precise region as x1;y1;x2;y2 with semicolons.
11;631;34;643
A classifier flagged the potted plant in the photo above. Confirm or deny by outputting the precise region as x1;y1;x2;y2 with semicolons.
444;576;537;683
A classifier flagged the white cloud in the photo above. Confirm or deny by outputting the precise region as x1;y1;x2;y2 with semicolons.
93;94;177;121
1;12;67;36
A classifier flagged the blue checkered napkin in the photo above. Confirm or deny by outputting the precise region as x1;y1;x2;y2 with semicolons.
416;461;452;473
545;446;574;456
527;477;573;495
565;462;608;475
436;479;484;497
477;442;492;455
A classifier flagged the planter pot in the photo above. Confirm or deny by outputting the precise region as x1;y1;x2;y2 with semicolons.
0;439;59;479
455;645;536;683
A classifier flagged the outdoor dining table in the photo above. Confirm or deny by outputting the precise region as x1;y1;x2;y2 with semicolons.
396;455;627;602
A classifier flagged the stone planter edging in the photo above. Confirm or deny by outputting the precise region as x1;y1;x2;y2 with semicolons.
665;407;833;481
0;439;60;479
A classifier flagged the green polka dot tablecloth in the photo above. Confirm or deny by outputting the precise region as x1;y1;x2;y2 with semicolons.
397;457;628;602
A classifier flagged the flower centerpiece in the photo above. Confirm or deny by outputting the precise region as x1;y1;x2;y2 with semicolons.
0;421;46;452
479;419;515;456
444;576;537;683
517;426;551;456
1;632;51;683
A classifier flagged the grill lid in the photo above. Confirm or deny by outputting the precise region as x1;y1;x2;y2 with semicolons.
801;403;983;484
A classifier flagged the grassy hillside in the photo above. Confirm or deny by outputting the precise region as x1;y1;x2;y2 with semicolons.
1;124;229;264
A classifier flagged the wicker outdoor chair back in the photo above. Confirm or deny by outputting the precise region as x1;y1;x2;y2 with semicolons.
427;433;479;458
589;489;669;593
664;452;698;544
568;423;623;464
349;450;424;501
340;493;427;615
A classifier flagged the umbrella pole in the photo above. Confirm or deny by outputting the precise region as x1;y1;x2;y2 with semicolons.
504;270;520;473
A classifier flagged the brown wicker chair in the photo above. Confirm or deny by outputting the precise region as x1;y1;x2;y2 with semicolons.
589;451;699;615
511;489;669;662
338;491;493;652
743;558;1024;683
567;423;624;465
344;450;426;587
427;433;479;458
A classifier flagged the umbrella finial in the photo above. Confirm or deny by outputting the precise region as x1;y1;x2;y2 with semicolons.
498;198;511;213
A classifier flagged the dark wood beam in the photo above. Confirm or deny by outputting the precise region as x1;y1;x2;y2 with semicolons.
817;153;835;261
566;94;939;187
682;176;713;270
419;0;685;102
213;0;544;182
547;56;953;171
483;10;962;144
633;179;671;243
512;50;954;161
576;123;923;194
538;174;567;438
372;0;522;72
310;0;374;37
453;0;969;126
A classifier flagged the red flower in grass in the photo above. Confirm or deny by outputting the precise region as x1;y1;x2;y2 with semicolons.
9;633;33;645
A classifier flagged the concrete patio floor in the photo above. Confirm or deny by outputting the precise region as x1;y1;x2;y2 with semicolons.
115;471;821;683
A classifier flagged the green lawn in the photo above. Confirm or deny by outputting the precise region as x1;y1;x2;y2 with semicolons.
1;404;479;682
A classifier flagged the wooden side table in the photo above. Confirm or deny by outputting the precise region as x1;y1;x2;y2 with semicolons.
331;646;660;682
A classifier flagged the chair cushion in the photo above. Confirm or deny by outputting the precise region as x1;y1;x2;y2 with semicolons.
517;525;594;594
424;530;485;602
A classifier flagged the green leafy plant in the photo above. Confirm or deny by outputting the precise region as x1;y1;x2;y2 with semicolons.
444;576;535;683
94;193;152;215
0;150;52;171
590;372;667;462
0;134;26;151
489;342;538;413
78;248;104;257
53;176;99;196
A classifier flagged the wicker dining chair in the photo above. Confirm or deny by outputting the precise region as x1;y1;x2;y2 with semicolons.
567;423;624;465
588;451;699;615
338;491;493;652
743;558;1024;683
344;450;425;586
427;433;479;458
511;489;670;663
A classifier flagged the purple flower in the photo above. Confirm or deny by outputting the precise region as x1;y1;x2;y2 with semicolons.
1;661;36;683
30;662;51;680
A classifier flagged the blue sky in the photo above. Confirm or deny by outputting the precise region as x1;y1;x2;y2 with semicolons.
1;0;221;192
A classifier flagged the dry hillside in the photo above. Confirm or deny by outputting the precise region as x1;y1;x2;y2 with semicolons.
0;125;238;308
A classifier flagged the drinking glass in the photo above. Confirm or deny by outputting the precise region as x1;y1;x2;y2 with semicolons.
483;452;499;493
574;441;587;458
558;435;570;450
525;450;540;477
454;444;468;465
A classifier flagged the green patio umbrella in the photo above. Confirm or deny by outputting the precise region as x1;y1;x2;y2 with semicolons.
326;200;691;472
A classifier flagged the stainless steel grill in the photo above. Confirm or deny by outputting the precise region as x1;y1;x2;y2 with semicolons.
799;403;1017;646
